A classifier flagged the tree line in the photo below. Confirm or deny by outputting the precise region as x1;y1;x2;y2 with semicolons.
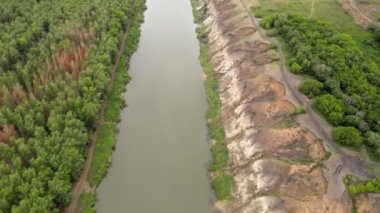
0;0;140;211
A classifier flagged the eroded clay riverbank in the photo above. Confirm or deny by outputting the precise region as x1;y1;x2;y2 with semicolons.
196;0;357;212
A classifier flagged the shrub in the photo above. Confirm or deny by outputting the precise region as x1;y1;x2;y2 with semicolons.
260;16;275;29
299;79;324;98
290;62;302;74
314;94;345;125
332;127;363;147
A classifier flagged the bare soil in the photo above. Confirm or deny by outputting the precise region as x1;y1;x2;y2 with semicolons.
356;194;380;213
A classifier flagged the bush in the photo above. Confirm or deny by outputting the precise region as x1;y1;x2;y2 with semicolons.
314;94;345;125
290;62;302;74
299;79;324;98
332;127;363;147
260;16;275;29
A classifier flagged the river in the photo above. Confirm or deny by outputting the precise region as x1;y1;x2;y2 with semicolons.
95;0;215;212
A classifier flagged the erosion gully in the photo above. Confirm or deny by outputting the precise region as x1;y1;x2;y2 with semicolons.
95;0;215;212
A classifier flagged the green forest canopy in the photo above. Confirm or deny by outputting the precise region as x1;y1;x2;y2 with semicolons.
0;0;138;211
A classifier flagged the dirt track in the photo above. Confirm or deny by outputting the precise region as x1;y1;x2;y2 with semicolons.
62;1;137;212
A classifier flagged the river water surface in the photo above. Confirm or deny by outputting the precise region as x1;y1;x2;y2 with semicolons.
96;0;215;212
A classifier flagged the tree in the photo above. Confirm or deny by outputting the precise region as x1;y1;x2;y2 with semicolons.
332;127;363;147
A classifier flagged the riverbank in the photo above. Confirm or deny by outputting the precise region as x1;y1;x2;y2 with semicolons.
191;0;233;202
65;1;146;212
191;0;354;212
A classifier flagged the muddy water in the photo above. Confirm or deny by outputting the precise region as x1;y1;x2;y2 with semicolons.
95;0;215;212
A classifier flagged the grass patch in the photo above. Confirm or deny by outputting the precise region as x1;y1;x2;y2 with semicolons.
76;192;96;213
191;0;233;201
252;0;362;34
87;123;116;186
211;173;234;200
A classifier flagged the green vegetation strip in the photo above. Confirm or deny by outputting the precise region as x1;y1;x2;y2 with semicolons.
86;16;144;186
348;178;380;196
191;0;233;201
80;1;146;211
77;193;96;213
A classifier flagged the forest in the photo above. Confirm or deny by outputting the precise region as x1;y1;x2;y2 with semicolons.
0;0;139;211
262;14;380;158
